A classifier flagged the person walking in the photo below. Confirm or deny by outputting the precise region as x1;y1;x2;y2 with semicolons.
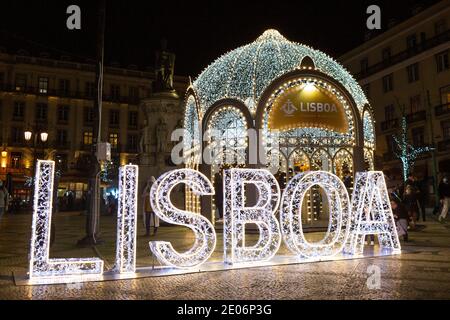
142;176;159;236
438;176;450;223
0;181;9;221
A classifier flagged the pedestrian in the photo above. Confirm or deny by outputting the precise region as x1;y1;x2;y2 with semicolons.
391;199;409;242
417;176;428;222
0;181;9;221
142;176;159;236
403;176;420;228
438;176;450;223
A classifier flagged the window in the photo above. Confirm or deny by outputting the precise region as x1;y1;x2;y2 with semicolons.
412;127;425;146
84;107;95;124
420;32;426;45
58;105;70;122
56;129;68;146
0;72;4;87
435;19;447;35
11;152;22;169
407;63;420;83
442;120;450;139
436;51;449;72
382;47;391;62
406;34;417;50
15;73;27;91
111;85;120;100
85;82;95;98
129;87;138;100
410;94;422;113
128;111;138;128
13;102;25;120
11;127;23;144
55;153;68;171
109;110;120;127
59;79;70;95
360;58;369;73
83;132;93;145
127;134;138;151
38;77;49;94
382;74;394;93
440;85;450;105
385;104;395;121
109;133;119;149
35;103;48;122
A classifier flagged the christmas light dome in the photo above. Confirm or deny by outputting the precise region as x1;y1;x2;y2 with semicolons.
193;29;368;115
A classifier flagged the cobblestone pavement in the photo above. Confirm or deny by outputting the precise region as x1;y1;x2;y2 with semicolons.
0;211;450;300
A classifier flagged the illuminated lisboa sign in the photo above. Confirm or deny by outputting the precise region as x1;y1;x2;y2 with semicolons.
25;160;400;285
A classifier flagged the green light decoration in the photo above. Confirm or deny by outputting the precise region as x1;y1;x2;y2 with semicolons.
393;116;434;181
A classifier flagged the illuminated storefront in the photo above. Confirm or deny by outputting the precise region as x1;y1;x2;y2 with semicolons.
183;30;375;225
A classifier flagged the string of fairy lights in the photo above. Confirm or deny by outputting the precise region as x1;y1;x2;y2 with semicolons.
193;29;369;116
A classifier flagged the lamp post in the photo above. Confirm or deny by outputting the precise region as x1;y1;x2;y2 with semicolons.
24;127;48;205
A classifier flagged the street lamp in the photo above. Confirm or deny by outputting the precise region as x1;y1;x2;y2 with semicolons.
24;130;32;142
24;127;49;207
40;132;49;143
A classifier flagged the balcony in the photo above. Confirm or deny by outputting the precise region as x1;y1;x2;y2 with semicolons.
435;103;450;117
438;139;450;152
0;83;141;105
356;29;450;80
53;141;71;150
406;110;426;124
380;118;398;132
80;143;93;151
7;140;26;148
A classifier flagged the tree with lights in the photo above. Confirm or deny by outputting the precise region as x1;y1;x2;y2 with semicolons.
393;112;433;182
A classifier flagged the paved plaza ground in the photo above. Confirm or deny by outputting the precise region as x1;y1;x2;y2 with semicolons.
0;211;450;300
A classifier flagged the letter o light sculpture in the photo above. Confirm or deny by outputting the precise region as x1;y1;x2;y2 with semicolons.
280;171;351;259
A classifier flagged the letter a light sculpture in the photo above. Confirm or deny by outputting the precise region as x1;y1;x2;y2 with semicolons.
29;160;103;283
345;172;401;255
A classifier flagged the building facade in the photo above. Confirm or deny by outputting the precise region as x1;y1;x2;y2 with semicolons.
0;48;188;210
340;0;450;196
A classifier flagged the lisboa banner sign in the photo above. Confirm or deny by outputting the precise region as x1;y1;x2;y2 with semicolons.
22;160;400;285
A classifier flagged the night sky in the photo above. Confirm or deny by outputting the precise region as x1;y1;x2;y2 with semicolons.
0;0;441;77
